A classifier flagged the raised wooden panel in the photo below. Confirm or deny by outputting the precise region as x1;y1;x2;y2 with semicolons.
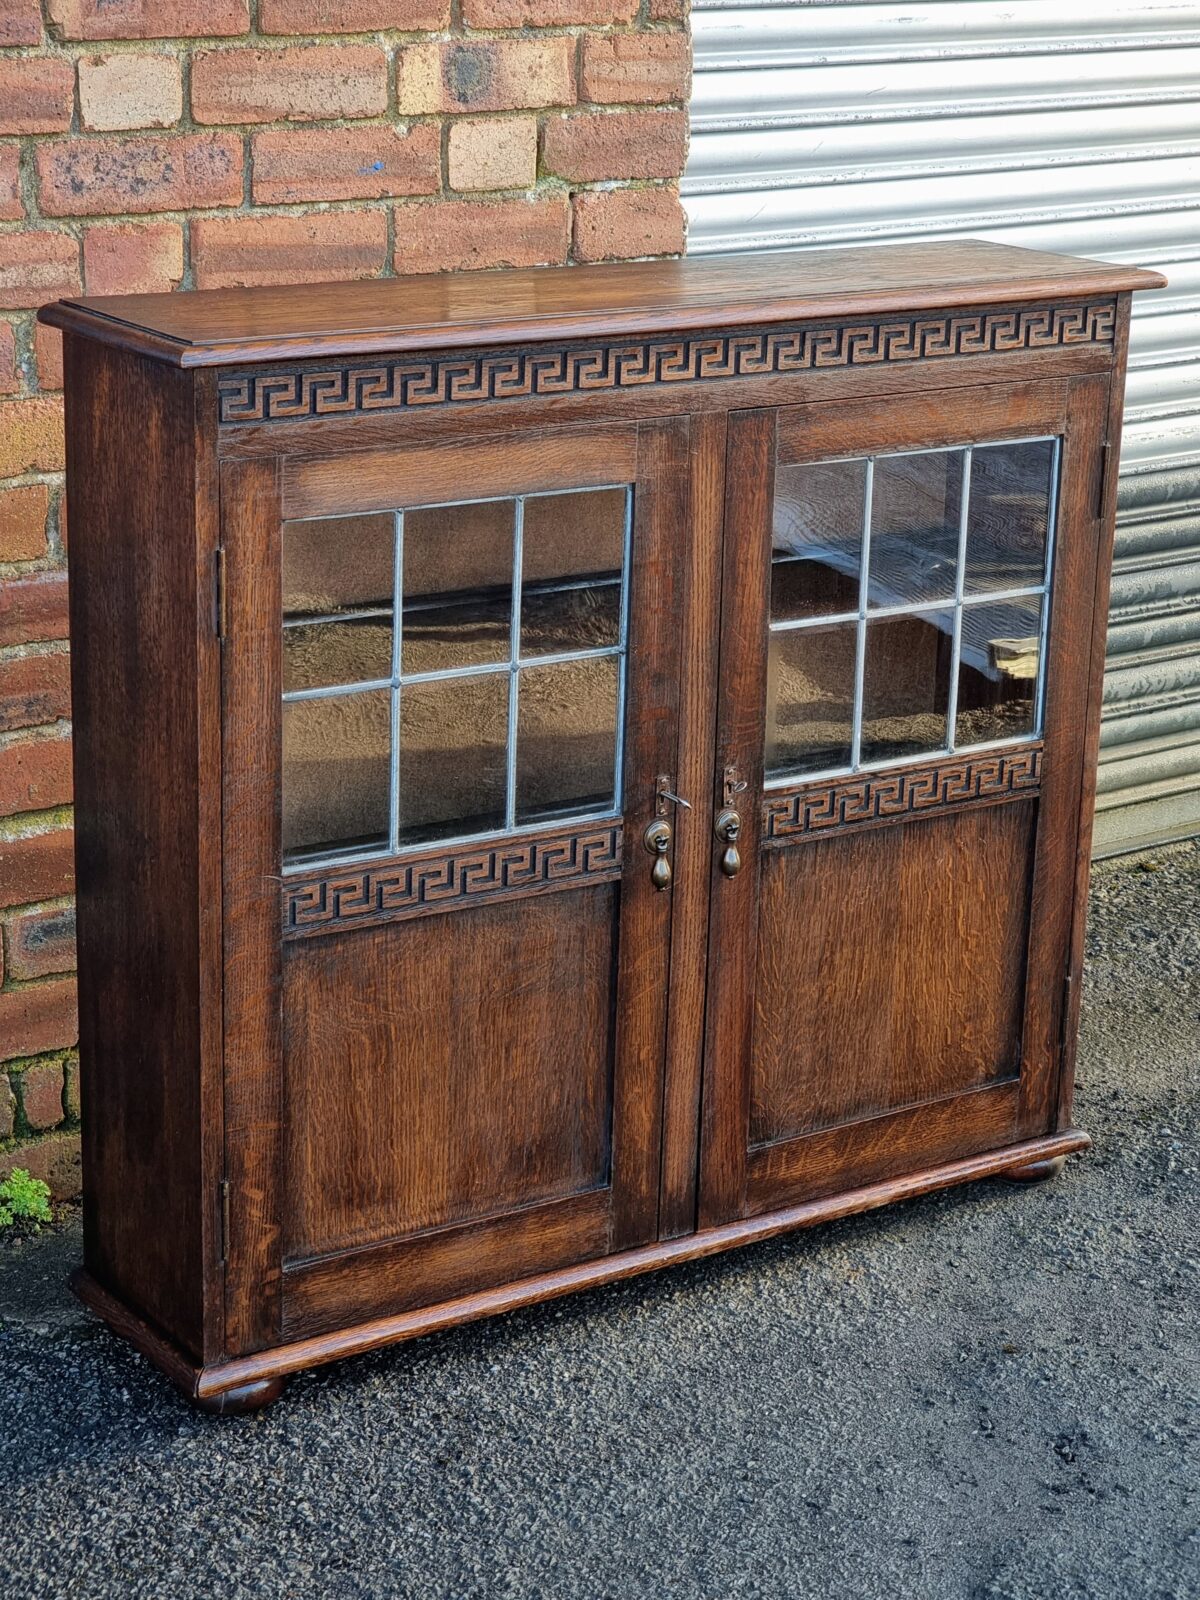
283;887;618;1261
751;797;1037;1148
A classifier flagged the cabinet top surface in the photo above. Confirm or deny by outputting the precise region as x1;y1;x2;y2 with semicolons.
40;240;1163;369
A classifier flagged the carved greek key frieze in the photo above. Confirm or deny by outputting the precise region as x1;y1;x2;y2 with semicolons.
219;302;1115;424
762;746;1043;844
283;822;623;937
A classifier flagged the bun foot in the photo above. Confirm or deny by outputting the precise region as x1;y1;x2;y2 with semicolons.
1000;1155;1067;1184
196;1376;288;1415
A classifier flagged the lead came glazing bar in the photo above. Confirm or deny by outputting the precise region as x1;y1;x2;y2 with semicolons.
765;432;1060;790
945;447;973;756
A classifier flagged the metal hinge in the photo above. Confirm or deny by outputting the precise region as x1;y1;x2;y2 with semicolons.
213;547;227;640
219;1178;231;1264
1059;970;1075;1060
1096;441;1111;521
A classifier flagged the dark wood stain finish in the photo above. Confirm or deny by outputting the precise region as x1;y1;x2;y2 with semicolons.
44;242;1158;1407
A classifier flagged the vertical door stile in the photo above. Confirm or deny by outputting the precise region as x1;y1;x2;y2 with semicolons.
697;409;777;1230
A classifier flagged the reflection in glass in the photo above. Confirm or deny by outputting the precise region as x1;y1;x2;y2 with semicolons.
397;673;508;845
283;690;391;864
283;513;394;618
766;621;857;779
861;610;953;764
283;617;392;693
771;459;866;622
869;450;964;608
956;596;1042;748
516;656;619;825
401;499;513;673
966;440;1054;594
521;489;625;656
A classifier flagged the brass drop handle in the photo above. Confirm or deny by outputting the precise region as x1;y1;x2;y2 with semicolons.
714;807;742;878
643;817;673;891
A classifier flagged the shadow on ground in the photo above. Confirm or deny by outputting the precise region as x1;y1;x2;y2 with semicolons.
1;847;1197;1600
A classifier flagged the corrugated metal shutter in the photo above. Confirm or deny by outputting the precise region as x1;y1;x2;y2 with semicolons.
685;0;1200;854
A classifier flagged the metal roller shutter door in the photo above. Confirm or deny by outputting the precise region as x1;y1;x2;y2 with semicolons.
685;0;1200;854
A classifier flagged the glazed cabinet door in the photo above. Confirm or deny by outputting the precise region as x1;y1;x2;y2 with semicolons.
220;417;690;1352
699;377;1110;1226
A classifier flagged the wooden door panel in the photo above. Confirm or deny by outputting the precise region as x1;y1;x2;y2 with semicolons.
283;888;617;1260
223;415;688;1353
751;799;1035;1147
701;376;1106;1226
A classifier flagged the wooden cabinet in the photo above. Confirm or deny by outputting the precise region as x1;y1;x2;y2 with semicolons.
41;240;1163;1412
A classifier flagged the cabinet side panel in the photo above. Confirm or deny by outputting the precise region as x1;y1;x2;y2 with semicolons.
65;337;208;1359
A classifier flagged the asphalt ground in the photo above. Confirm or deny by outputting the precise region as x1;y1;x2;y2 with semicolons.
1;842;1197;1600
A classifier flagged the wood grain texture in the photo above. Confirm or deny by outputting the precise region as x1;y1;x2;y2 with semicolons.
64;336;213;1363
71;1129;1092;1406
658;410;726;1239
220;456;286;1357
751;802;1036;1147
39;241;1162;367
282;891;618;1260
746;1081;1021;1215
1059;298;1135;1132
282;423;636;519
775;377;1069;464
696;407;776;1230
1016;372;1111;1139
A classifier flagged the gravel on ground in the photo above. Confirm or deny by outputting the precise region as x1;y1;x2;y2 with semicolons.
1;844;1197;1600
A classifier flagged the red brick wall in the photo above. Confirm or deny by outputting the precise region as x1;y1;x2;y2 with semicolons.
0;0;691;1196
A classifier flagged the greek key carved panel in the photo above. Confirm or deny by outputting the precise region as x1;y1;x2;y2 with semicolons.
219;301;1114;425
762;746;1043;844
283;822;624;937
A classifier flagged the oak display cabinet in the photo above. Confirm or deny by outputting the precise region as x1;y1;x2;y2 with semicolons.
41;241;1163;1412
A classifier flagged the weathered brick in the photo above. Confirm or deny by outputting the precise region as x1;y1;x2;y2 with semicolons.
0;572;69;650
0;827;74;908
34;323;62;390
82;221;184;296
79;53;183;132
0;232;80;312
462;0;637;23
397;39;574;115
63;1053;79;1120
192;45;388;125
448;116;537;193
5;904;76;981
0;735;73;818
647;0;687;20
192;210;388;289
0;145;20;222
37;133;243;218
15;1058;64;1130
252;124;440;205
0;1131;80;1198
260;0;449;29
0;1076;13;1139
580;32;691;105
0;321;16;395
0;0;43;46
0;57;74;136
0;397;64;478
0;651;71;733
0;484;50;562
394;195;568;274
572;185;686;262
542;108;688;182
47;0;249;40
0;978;77;1062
